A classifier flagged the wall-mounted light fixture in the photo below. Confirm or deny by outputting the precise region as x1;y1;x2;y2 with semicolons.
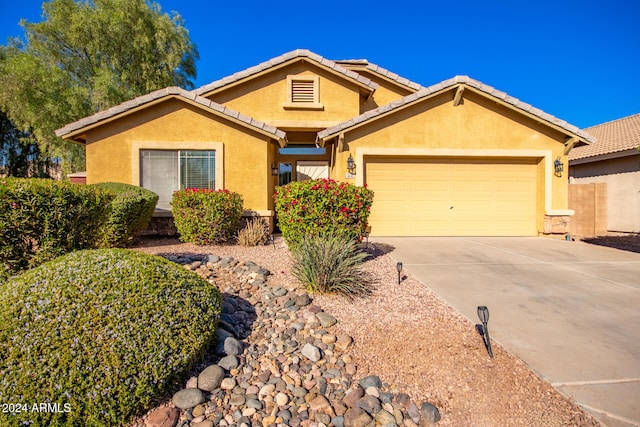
271;162;279;176
554;156;564;177
347;154;356;175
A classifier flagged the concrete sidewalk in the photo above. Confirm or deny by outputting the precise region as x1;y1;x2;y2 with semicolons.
374;237;640;427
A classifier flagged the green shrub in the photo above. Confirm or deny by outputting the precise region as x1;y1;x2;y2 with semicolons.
0;178;113;275
274;178;374;248
92;182;158;248
0;249;221;427
290;232;371;299
237;217;269;246
172;188;243;245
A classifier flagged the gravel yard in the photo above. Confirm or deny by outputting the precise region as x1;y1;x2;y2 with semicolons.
133;236;600;426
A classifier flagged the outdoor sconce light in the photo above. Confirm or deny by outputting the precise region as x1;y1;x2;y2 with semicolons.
554;156;564;177
396;262;403;285
271;162;279;176
477;305;494;358
347;154;356;175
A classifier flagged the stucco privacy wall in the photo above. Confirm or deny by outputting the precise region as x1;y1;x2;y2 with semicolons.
205;62;365;126
328;91;571;234
571;155;640;232
84;99;275;213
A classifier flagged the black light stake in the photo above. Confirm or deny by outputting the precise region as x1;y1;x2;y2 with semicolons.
396;262;403;285
477;305;494;358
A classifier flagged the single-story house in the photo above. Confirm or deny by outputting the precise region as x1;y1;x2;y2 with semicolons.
56;49;593;236
569;113;640;233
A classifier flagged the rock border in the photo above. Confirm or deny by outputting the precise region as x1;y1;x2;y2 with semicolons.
146;254;440;427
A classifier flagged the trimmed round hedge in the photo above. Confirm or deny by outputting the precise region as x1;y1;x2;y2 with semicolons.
0;249;221;427
92;182;159;248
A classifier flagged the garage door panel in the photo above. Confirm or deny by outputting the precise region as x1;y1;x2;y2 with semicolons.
365;157;538;236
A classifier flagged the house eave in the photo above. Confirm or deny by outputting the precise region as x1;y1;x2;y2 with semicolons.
569;148;639;165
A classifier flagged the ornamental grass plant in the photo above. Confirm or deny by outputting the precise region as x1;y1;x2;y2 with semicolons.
236;217;269;246
290;232;372;299
0;249;221;427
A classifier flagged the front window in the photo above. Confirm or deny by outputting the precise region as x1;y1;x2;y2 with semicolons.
141;149;215;209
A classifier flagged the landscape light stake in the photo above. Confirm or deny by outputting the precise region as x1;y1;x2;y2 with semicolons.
396;262;403;285
477;305;494;358
269;234;275;250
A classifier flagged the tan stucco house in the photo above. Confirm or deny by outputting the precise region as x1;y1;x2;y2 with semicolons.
56;49;593;236
569;113;640;233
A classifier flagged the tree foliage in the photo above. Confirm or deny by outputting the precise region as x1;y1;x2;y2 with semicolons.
0;110;58;178
0;0;198;171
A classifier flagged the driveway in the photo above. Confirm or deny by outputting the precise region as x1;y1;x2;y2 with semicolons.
373;237;640;427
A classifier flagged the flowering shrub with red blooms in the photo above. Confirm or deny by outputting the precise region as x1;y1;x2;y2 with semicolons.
172;188;243;245
274;178;374;248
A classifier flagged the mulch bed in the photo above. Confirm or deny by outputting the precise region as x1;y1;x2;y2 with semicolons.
581;233;640;253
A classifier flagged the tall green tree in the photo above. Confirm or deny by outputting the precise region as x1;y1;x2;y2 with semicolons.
0;109;56;178
0;0;198;172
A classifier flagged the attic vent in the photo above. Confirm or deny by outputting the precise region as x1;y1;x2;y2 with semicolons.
284;75;323;110
291;80;315;103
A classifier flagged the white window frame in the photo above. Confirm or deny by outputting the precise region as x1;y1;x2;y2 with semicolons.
132;141;224;208
284;75;323;110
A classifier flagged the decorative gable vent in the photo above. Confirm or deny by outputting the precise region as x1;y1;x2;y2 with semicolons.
291;79;315;103
285;75;323;110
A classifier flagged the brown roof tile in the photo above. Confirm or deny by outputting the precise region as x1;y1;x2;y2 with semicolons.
194;49;378;96
55;87;286;141
318;75;593;143
569;113;640;161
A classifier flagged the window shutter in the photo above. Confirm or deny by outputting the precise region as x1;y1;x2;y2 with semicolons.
291;80;315;103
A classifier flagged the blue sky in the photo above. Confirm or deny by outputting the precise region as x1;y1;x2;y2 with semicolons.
1;0;639;129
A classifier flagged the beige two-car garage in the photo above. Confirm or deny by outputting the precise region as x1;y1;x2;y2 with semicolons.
315;77;593;238
364;156;539;236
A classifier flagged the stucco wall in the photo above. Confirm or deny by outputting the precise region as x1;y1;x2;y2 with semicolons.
328;91;570;234
570;155;640;232
84;99;275;213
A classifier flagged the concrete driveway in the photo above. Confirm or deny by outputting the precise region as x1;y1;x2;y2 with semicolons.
373;237;640;427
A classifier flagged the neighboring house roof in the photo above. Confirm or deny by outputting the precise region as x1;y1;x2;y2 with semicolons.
317;75;594;145
569;113;640;162
194;49;378;97
334;59;424;92
55;86;287;145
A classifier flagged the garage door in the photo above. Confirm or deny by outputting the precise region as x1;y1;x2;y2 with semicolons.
365;157;538;236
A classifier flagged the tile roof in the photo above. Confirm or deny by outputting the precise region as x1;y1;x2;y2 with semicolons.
55;86;286;141
335;59;424;92
318;75;594;143
194;49;378;96
569;113;640;161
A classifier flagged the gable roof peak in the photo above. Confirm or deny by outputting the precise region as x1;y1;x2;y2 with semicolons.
194;49;377;96
318;75;593;144
55;86;286;144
